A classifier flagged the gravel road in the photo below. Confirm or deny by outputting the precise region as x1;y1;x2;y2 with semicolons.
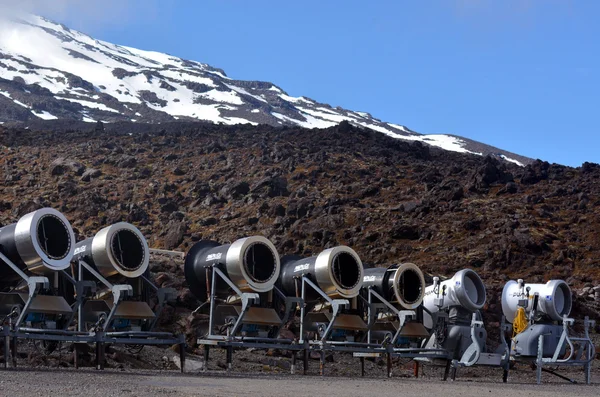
0;369;598;397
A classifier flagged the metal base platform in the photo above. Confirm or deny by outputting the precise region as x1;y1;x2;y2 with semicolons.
198;336;452;378
1;326;186;372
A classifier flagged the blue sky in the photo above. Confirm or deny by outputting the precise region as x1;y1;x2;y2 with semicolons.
50;0;598;166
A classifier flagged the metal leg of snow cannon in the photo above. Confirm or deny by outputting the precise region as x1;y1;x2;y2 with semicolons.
3;332;8;368
79;260;133;331
451;314;511;382
298;276;349;344
10;336;17;368
536;334;544;384
140;274;177;331
179;340;186;374
583;317;596;384
499;317;511;383
443;359;451;381
535;316;596;385
95;340;104;370
226;345;233;373
203;344;210;371
365;287;416;346
273;286;304;338
61;270;96;330
459;313;485;367
68;268;97;368
206;266;259;340
451;365;458;381
0;251;51;329
303;347;309;375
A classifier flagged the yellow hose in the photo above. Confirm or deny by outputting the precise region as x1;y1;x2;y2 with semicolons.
512;307;529;337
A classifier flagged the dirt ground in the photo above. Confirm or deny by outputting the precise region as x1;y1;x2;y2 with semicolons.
1;341;599;397
0;367;599;397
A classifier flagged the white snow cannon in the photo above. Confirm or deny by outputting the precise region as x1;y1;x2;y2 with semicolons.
421;269;489;362
501;279;572;324
423;268;486;328
501;278;595;384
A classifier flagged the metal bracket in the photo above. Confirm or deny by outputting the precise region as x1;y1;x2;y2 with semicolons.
457;313;484;367
61;270;97;330
365;287;415;346
140;274;177;331
298;276;349;344
15;276;49;328
79;260;113;290
0;249;54;329
206;266;259;340
274;285;303;337
102;284;134;331
533;316;596;384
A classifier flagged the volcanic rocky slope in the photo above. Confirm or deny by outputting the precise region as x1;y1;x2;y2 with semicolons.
0;121;599;343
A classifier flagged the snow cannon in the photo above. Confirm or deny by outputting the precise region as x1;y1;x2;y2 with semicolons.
278;246;363;301
423;269;486;318
502;279;595;383
420;269;489;364
0;208;75;276
74;222;149;279
362;263;425;310
501;279;572;323
423;269;486;329
185;237;280;300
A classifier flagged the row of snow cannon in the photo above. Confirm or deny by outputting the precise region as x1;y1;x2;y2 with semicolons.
0;207;178;353
181;225;595;385
0;207;594;383
183;233;578;355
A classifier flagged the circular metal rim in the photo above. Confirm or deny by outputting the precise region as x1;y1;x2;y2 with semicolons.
14;208;75;273
315;246;363;299
392;263;425;310
91;222;149;279
544;280;572;321
454;268;486;312
501;280;519;323
225;236;280;293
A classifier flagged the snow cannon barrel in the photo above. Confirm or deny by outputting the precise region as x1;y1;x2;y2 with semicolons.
361;263;425;310
185;237;280;300
501;279;572;323
278;246;364;301
0;208;75;276
74;222;149;279
423;269;486;317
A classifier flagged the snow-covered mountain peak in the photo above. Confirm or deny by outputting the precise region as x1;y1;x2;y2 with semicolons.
0;15;529;165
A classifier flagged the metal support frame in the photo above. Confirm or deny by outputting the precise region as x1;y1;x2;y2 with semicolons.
450;313;511;382
140;274;177;331
364;287;416;346
298;275;349;344
198;266;308;373
0;255;186;372
533;316;596;384
61;270;96;330
197;271;452;378
78;260;134;331
205;266;260;340
0;251;50;328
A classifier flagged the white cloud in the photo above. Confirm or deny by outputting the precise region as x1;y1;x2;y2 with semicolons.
0;0;157;30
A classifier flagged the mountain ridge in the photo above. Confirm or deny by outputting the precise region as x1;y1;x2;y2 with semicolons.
0;14;532;165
